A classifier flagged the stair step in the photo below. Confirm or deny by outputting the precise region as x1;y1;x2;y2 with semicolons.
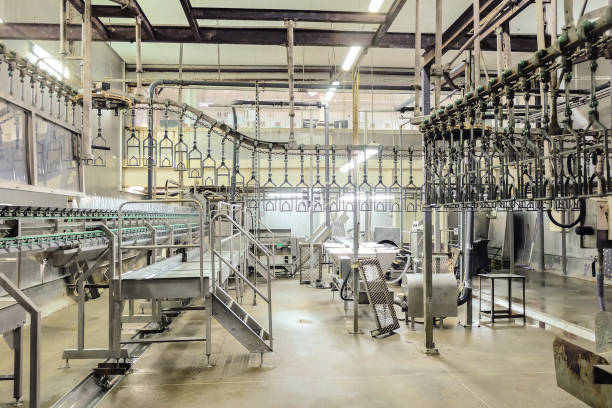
212;286;272;353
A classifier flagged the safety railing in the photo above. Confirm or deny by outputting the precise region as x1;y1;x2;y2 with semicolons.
246;208;277;278
0;273;41;408
210;212;273;348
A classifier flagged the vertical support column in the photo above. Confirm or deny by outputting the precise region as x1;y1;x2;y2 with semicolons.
59;0;68;59
536;0;546;274
0;274;40;408
350;66;362;335
537;210;546;271
324;104;331;226
178;43;184;199
285;20;296;147
432;0;442;252
13;327;22;403
473;0;481;88
81;0;92;161
135;17;143;97
433;0;442;108
414;0;422;116
421;65;437;354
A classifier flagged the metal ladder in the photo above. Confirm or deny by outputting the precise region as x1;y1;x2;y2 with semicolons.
210;212;274;353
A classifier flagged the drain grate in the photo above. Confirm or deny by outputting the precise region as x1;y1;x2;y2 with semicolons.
358;258;400;337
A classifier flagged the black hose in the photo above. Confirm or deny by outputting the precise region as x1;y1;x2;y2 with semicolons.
547;198;585;229
598;272;606;311
457;286;472;306
340;270;353;301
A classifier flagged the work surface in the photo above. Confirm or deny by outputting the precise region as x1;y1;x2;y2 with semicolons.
0;278;587;407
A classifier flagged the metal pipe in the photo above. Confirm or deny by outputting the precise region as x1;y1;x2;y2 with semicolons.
537;209;545;271
434;0;442;108
0;273;41;408
178;43;184;199
421;64;436;353
324;102;330;226
59;0;68;59
473;0;481;89
445;0;513;69
134;16;143;97
81;0;93;160
351;66;361;334
414;0;422;116
286;20;296;147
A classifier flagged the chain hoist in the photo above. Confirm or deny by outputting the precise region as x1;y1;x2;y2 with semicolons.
279;145;293;212
201;123;217;185
188;115;203;179
216;132;231;187
158;103;174;167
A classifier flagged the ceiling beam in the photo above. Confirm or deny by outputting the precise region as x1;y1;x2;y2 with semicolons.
92;5;133;18
104;0;156;40
66;0;110;40
92;5;389;24
422;0;498;66
127;65;414;76
191;7;387;24
178;0;201;42
0;23;541;52
351;0;406;73
423;0;534;66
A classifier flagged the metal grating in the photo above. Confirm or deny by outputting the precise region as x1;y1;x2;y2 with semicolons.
298;244;321;284
358;258;399;337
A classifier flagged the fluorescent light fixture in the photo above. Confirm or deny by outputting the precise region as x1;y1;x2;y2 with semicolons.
369;0;384;12
331;80;340;86
126;185;145;194
340;148;378;173
307;91;318;96
342;46;362;71
198;102;213;107
29;44;69;79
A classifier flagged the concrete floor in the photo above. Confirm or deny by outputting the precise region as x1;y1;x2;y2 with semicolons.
0;279;589;407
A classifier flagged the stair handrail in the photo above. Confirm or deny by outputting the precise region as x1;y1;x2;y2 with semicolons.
245;208;277;279
210;212;273;348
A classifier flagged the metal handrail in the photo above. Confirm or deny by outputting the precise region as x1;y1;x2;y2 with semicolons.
212;249;269;302
210;212;273;347
117;199;206;297
0;273;41;408
246;208;277;278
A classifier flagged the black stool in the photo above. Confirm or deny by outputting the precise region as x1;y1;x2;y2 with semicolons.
478;273;526;324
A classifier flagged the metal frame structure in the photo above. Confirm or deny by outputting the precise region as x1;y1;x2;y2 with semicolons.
0;273;41;408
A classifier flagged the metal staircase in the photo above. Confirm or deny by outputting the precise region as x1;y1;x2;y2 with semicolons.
210;211;274;354
211;286;272;353
247;250;271;279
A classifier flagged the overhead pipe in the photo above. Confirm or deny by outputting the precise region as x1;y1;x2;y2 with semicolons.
81;0;93;160
134;16;144;98
285;20;296;147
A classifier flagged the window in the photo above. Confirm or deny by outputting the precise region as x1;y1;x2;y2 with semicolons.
0;100;28;184
35;119;79;191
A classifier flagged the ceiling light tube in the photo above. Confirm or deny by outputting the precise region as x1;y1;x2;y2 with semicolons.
342;46;362;71
369;0;384;12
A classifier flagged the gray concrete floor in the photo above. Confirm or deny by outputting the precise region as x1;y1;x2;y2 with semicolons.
0;279;589;407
